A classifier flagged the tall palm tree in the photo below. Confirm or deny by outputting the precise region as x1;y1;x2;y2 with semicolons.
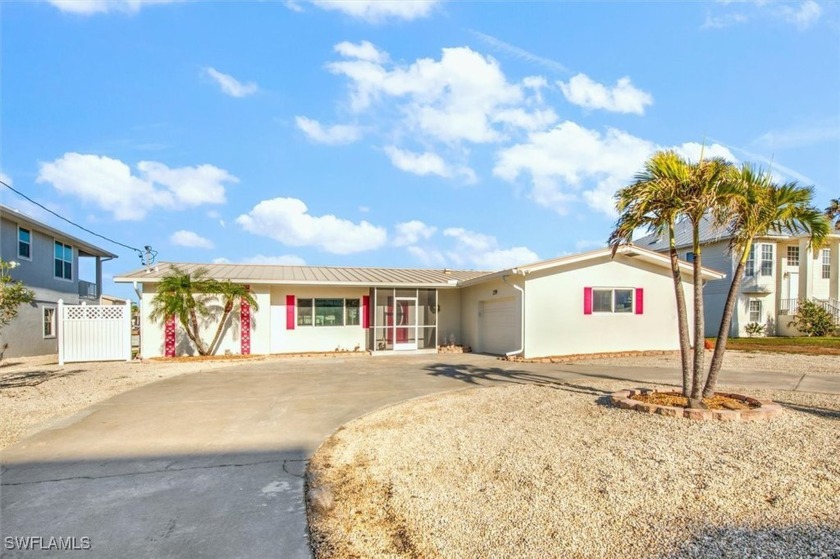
149;266;258;356
826;198;840;230
610;150;693;396
703;167;830;397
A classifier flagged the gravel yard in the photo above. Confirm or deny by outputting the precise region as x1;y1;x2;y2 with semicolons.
573;349;840;375
0;355;268;449
307;381;840;559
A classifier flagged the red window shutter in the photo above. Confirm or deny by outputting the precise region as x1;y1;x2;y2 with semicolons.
583;287;592;315
362;295;370;329
286;295;295;330
635;288;644;315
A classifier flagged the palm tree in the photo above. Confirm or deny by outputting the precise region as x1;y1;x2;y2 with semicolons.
703;167;830;397
610;150;693;397
826;198;840;230
149;266;258;356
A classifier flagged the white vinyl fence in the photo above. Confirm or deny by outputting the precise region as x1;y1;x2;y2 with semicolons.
58;300;132;366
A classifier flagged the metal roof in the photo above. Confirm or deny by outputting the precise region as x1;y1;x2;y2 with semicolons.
114;262;491;287
634;214;802;252
0;204;118;258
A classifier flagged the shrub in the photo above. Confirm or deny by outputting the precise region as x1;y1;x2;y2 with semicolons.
788;300;838;337
744;322;766;337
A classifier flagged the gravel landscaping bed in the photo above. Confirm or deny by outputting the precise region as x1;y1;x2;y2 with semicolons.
573;349;840;375
307;381;840;558
0;355;268;449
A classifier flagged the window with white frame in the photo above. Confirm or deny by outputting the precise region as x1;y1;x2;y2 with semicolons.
823;249;831;280
786;246;799;267
748;300;762;323
18;227;31;260
54;241;72;280
592;288;634;313
745;245;755;277
43;307;56;338
296;298;360;326
760;244;774;276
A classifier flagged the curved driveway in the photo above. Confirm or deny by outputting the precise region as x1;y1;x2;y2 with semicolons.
1;354;836;558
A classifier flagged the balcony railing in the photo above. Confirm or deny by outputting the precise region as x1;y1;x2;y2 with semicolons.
78;280;98;299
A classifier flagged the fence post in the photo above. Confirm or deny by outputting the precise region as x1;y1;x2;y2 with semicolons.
124;300;132;362
57;299;64;367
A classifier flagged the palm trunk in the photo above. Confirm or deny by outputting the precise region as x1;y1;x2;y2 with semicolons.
690;222;705;402
667;222;692;397
188;309;209;355
703;241;751;398
208;298;234;356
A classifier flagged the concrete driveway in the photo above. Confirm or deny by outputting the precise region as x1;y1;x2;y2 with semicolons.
2;354;837;558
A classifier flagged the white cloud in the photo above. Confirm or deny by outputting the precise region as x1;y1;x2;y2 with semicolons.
213;254;306;265
778;0;822;29
672;142;737;164
701;12;749;29
170;230;214;249
494;122;734;216
37;153;236;220
384;147;477;183
47;0;182;15
236;197;387;254
575;239;606;252
558;73;653;115
470;31;568;74
311;0;439;22
0;172;12;186
393;220;436;247
329;44;546;143
442;227;538;270
295;116;362;145
284;1;304;13
204;67;259;98
407;245;446;267
334;40;388;63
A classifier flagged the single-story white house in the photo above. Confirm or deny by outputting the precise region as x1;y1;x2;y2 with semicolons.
114;245;725;359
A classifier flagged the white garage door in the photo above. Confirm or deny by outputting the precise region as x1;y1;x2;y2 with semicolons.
479;298;518;355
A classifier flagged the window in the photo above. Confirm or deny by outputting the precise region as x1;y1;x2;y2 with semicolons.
787;246;799;267
43;307;56;338
345;299;360;326
297;299;313;326
749;300;762;323
54;241;72;280
296;298;360;327
823;249;831;280
685;252;695;263
314;299;343;326
745;245;755;277
760;244;774;276
593;288;634;313
18;227;31;260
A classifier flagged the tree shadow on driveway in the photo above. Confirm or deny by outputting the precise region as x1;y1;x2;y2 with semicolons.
0;369;85;390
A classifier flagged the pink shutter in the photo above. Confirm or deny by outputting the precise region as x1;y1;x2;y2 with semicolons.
286;295;295;330
240;285;251;355
165;315;176;357
635;288;644;315
583;287;592;315
362;295;370;329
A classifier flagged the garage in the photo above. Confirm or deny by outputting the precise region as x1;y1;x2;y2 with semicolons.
478;298;519;354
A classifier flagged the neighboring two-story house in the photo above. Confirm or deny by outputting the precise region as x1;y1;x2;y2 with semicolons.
636;215;840;337
0;205;117;357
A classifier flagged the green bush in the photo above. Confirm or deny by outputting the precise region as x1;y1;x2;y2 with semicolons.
788;300;839;337
744;322;765;337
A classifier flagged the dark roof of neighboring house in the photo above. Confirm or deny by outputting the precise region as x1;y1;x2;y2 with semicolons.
0;204;118;258
115;262;490;288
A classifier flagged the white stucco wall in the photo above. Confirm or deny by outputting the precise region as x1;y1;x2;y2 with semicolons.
521;255;697;358
269;286;369;354
436;288;462;346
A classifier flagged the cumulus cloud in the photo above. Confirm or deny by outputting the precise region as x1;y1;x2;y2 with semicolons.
47;0;182;15
37;153;236;220
442;228;538;270
295;116;362;145
328;44;548;143
393;220;437;247
383;146;475;182
236;197;387;254
170;230;214;249
494;122;734;216
558;73;653;115
334;40;388;63
778;0;822;29
311;0;439;22
204;67;259;97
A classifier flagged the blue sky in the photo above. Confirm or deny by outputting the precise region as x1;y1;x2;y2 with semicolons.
2;0;838;300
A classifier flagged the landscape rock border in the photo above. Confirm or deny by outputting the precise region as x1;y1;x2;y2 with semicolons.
610;388;784;421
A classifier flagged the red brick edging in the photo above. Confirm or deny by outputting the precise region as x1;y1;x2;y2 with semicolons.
610;388;784;421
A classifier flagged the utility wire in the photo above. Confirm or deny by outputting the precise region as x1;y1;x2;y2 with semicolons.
1;179;145;256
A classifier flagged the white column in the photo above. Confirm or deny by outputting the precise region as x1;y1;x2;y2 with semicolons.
57;299;65;367
830;240;839;301
798;238;813;300
124;300;132;362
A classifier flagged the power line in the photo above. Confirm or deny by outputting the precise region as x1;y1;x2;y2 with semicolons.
1;179;145;257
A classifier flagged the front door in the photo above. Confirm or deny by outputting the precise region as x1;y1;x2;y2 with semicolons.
786;272;799;300
393;297;418;350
